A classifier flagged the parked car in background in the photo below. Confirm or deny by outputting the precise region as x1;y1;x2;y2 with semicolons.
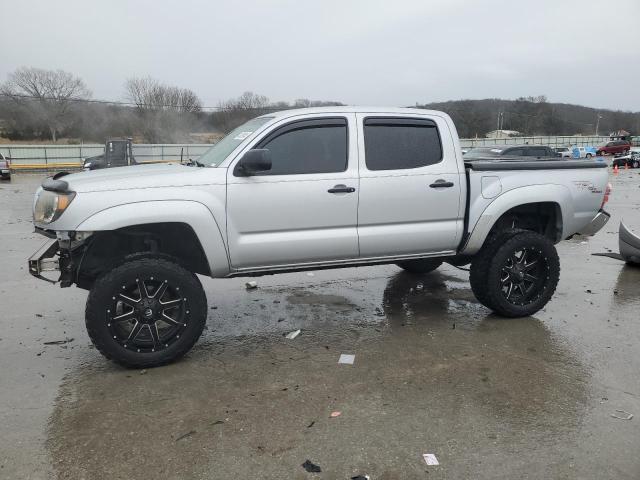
572;146;598;159
596;140;631;156
464;144;560;158
611;150;640;169
555;147;572;158
0;153;11;180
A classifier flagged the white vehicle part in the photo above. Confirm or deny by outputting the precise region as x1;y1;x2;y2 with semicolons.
354;112;465;257
480;176;502;199
75;200;229;276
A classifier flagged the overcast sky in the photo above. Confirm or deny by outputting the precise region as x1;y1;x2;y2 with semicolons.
1;0;639;110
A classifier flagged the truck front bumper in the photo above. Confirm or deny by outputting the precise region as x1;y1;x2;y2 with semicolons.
28;239;62;283
578;209;610;236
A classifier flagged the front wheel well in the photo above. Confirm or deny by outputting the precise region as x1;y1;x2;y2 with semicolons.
75;222;210;289
486;202;562;244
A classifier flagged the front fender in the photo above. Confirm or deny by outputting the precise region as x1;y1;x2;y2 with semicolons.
75;200;230;276
461;184;572;255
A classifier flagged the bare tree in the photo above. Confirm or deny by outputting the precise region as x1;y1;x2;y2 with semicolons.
1;67;91;142
213;91;271;132
124;77;203;142
124;77;201;113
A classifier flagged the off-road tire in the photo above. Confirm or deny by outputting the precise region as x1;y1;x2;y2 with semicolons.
470;229;559;317
85;257;207;368
396;258;443;274
470;229;526;310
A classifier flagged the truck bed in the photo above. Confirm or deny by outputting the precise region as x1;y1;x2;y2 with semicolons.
465;158;608;171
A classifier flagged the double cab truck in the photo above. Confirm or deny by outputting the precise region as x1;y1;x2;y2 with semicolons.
28;107;611;368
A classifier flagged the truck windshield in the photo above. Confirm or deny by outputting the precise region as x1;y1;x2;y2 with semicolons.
197;117;273;166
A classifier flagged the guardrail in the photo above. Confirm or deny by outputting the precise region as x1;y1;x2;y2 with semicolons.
0;144;212;170
459;135;610;149
0;136;613;171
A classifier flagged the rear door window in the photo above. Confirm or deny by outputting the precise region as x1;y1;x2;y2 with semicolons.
363;118;442;170
527;147;547;157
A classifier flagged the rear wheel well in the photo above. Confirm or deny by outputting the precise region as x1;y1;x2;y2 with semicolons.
487;202;562;244
75;223;210;289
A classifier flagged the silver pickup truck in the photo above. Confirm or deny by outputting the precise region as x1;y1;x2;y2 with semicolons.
28;107;611;367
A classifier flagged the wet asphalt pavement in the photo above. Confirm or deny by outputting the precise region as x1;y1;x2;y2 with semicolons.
0;172;639;479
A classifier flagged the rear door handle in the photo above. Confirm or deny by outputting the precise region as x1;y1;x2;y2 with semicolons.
328;184;356;194
429;180;454;188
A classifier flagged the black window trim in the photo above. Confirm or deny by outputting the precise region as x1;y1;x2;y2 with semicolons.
233;116;349;177
362;116;444;171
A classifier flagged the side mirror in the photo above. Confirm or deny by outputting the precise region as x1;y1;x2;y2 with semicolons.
236;149;272;176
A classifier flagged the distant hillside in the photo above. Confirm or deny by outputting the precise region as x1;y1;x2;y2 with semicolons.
417;97;640;138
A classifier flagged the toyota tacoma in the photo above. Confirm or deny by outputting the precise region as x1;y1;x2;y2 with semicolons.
28;107;611;367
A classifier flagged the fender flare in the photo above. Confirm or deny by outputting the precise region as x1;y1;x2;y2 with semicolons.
461;184;572;255
75;200;230;276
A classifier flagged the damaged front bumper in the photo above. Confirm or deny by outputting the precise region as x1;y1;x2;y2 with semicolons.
28;239;62;284
28;231;91;287
578;209;610;236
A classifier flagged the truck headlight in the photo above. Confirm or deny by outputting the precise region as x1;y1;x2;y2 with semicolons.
33;190;76;224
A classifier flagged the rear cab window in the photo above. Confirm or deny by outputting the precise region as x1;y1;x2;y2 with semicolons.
363;117;442;170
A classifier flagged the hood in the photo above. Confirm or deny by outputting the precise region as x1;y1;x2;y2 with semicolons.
60;163;226;193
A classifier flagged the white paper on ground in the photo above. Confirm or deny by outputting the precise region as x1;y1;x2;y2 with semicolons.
285;329;301;339
245;281;257;289
423;453;439;466
338;354;355;365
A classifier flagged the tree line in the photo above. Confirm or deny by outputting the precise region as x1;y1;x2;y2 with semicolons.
0;67;342;143
418;96;640;138
1;67;638;143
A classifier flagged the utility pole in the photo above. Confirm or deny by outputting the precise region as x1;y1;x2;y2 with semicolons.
496;112;504;132
595;113;602;136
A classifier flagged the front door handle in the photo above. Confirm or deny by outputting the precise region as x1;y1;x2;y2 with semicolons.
328;184;356;194
429;180;454;188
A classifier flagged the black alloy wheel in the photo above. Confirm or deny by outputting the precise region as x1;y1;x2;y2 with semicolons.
86;257;207;368
107;276;188;353
470;230;560;317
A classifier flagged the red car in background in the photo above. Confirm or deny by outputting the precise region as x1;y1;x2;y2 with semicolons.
0;153;10;180
596;140;631;156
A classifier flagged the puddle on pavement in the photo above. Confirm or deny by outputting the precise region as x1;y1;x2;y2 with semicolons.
46;268;590;479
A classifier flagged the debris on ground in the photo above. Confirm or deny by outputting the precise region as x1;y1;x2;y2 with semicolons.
245;281;258;289
338;353;355;365
307;420;315;428
301;460;322;473
43;338;74;345
211;420;224;426
139;369;147;375
610;410;633;420
351;475;370;480
285;329;301;339
423;453;439;465
330;411;341;418
175;430;196;442
35;314;43;318
306;272;315;277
